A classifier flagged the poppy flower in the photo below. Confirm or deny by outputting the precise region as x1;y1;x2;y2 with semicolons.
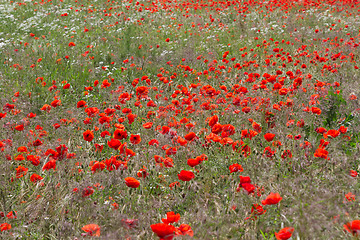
68;42;76;47
237;183;255;194
311;107;321;115
30;173;43;183
339;126;348;134
130;134;141;145
107;138;122;150
77;100;87;108
162;212;180;224
208;115;218;127
149;139;159;147
125;177;140;188
165;147;177;156
42;159;56;171
350;170;358;177
315;127;327;134
151;223;176;240
16;165;28;178
82;224;100;237
229;163;243;173
187;158;202;167
0;223;11;232
113;129;127;140
344;220;360;236
33;139;43;147
314;148;328;159
15;124;24;131
262;192;282;205
177;137;187;146
143;122;153;129
325;129;340;138
176;224;193;237
91;161;106;173
264;133;275;142
6;211;17;219
251;204;266;216
178;170;195;181
82;186;94;197
83;130;94;142
275;227;294;240
184;132;197;141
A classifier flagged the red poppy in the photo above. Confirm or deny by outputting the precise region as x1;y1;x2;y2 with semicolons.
130;134;141;145
187;158;202;167
325;129;340;138
251;204;266;216
178;170;195;181
113;129;127;140
176;224;193;237
177;137;187;146
275;227;294;240
83;130;94;142
16;165;28;178
0;223;11;232
77;100;87;108
151;223;176;240
350;170;358;177
6;211;17;219
162;212;180;224
33;139;43;146
344;220;360;236
30;173;43;183
314;148;328;159
143;122;153;129
42;159;56;171
211;124;223;134
68;42;76;47
82;224;100;236
311;107;321;115
165;147;177;155
264;133;275;142
262;192;282;205
125;177;140;188
107;138;122;150
15;124;24;131
208;115;218;127
229;163;243;173
184;132;197;141
127;113;137;124
82;186;94;197
91;161;106;173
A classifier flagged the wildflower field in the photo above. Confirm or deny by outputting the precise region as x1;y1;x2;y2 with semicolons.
1;0;360;239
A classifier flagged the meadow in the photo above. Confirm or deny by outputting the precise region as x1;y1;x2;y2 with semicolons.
0;0;360;239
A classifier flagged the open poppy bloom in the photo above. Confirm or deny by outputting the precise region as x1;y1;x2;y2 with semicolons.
162;212;180;224
344;220;360;236
151;223;176;240
0;223;11;232
125;177;140;188
130;134;141;144
178;170;195;181
264;133;275;142
83;130;94;142
82;224;100;236
275;227;294;240
262;192;282;205
229;163;243;173
175;224;193;237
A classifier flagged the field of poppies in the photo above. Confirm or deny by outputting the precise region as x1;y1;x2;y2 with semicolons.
1;0;360;239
